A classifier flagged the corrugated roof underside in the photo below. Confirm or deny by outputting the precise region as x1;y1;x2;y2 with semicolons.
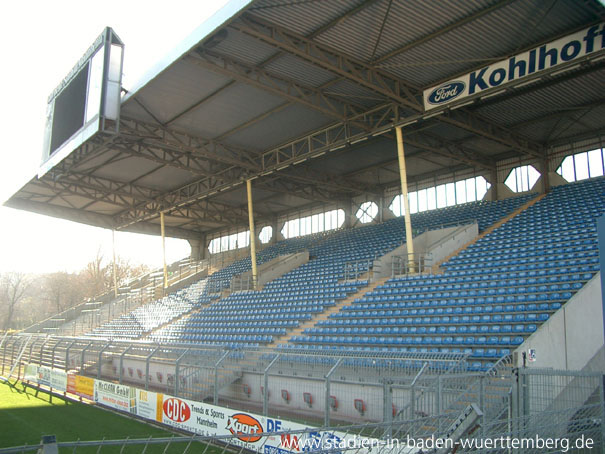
223;103;333;150
378;0;597;87
122;59;230;124
248;0;369;36
171;82;285;141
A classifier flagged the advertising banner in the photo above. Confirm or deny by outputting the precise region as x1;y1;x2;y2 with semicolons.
25;364;67;392
74;375;95;400
50;368;67;392
423;23;605;111
67;374;76;394
135;389;163;423
37;365;52;387
24;364;38;382
94;379;136;413
151;392;374;454
19;368;379;454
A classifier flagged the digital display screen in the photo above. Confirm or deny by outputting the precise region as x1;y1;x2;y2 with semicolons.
49;62;90;155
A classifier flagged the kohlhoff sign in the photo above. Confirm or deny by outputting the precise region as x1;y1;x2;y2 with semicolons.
423;23;605;110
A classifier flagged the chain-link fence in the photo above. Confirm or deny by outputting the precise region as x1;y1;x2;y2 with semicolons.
1;334;603;454
2;334;467;426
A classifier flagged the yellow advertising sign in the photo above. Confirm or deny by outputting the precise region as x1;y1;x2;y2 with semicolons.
75;375;95;400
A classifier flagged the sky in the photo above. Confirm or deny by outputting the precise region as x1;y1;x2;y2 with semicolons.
0;0;231;274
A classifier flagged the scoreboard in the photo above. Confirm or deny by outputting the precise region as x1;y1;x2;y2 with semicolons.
40;27;123;177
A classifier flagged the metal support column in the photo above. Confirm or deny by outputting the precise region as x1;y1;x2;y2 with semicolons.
161;212;168;289
214;350;230;405
97;342;111;380
119;346;133;384
38;338;49;366
80;342;92;375
247;179;258;290
175;348;190;397
145;347;159;391
542;157;551;194
325;358;343;426
396;126;415;272
382;380;393;438
28;338;39;365
263;353;280;416
409;362;428;420
112;230;119;298
51;340;60;370
1;336;8;375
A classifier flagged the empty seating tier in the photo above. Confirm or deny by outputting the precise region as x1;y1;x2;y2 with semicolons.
285;179;605;370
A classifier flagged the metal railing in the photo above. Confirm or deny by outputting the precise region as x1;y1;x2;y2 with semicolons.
23;258;209;336
230;275;254;292
344;259;375;282
1;385;602;454
391;253;433;276
1;334;603;454
1;334;468;426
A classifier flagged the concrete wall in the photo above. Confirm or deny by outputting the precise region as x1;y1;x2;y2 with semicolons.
220;371;433;422
424;223;478;266
514;273;604;370
374;223;478;279
485;183;517;201
256;251;309;287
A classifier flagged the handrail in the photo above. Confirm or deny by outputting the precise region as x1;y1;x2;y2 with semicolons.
424;221;477;251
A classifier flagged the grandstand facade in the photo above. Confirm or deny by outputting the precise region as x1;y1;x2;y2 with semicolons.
3;0;605;452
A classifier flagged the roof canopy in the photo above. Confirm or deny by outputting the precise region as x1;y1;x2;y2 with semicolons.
7;0;605;240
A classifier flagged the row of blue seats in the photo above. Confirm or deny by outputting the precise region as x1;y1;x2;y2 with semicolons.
313;316;548;333
293;334;528;347
338;302;563;317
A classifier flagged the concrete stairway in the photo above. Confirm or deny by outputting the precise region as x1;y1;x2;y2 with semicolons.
431;193;546;273
269;276;391;347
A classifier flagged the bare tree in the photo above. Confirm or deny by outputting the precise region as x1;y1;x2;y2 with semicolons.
83;248;107;297
0;247;153;329
81;249;151;297
0;272;30;330
43;272;85;314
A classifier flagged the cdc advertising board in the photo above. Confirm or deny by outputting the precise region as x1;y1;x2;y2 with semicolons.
134;390;375;454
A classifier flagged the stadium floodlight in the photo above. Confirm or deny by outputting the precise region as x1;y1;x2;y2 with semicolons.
40;27;124;177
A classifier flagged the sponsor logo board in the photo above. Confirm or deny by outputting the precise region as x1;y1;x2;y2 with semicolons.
74;375;95;400
94;379;136;413
423;23;605;110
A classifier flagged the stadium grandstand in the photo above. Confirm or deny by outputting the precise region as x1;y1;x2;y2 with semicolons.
2;0;605;453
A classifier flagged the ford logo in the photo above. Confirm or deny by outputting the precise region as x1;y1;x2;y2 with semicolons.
427;81;466;105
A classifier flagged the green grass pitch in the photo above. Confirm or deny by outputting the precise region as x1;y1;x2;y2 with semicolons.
0;381;221;453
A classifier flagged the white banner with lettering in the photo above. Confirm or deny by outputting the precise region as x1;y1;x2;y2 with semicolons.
423;23;605;110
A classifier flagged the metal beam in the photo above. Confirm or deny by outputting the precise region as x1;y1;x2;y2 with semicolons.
372;0;517;64
231;13;423;110
189;49;366;121
508;98;605;130
231;14;545;158
119;117;260;170
166;2;381;143
165;80;236;126
4;197;200;240
113;103;397;229
41;171;270;229
112;98;499;230
212;0;382;142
